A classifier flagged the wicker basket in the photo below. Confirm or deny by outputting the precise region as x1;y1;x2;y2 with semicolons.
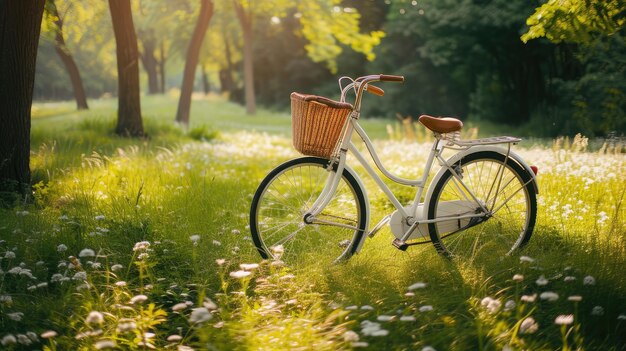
290;92;353;158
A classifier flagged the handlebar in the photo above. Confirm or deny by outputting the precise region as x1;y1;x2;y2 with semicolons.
379;74;404;82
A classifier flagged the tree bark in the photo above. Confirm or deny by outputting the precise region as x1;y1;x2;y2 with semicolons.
175;0;214;125
201;64;210;95
49;0;89;110
139;30;160;94
109;0;144;137
233;0;256;115
0;0;46;200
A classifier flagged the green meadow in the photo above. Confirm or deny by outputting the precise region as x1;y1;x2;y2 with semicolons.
1;95;624;350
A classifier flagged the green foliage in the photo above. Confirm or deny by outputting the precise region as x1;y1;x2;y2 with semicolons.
521;0;626;44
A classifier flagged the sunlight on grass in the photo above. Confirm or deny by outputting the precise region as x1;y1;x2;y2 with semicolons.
1;98;624;350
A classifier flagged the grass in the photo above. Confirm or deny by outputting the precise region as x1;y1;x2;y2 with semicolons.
0;95;624;350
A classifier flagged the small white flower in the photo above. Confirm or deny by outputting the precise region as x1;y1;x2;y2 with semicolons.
419;305;433;312
203;298;218;310
377;315;395;321
240;263;259;271
1;334;17;346
231;229;241;235
0;295;12;304
57;244;68;252
115;281;127;287
26;332;38;342
360;305;374;311
212;240;221;246
370;329;389;336
345;305;358;310
481;297;501;314
519;317;539;334
95;215;105;221
343;330;359;342
504;300;516;311
583;275;596;285
568;295;583;302
564;276;576;282
4;251;16;259
520;256;535;263
229;270;251;279
172;303;188;312
400;315;416;321
86;311;104;325
189;235;200;244
555;314;574;325
94;339;117;349
521;294;537;303
591;306;604;316
7;312;24;321
167;335;183;342
408;282;427;290
352;341;369;348
617;314;626;320
512;274;524;282
421;346;437;351
539;291;559;302
133;241;151;252
16;334;31;345
216;259;226;265
72;271;87;281
535;275;549;286
79;248;95;257
111;264;123;272
189;307;212;324
41;330;58;339
130;294;148;304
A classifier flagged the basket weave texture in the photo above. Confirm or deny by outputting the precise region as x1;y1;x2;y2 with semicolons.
290;92;353;158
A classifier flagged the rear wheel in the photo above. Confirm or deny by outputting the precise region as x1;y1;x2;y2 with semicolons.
427;151;536;260
250;157;367;265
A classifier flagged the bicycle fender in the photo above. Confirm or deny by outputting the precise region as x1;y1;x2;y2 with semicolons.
422;146;539;219
342;163;371;254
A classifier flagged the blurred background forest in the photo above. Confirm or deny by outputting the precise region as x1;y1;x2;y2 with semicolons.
34;0;625;138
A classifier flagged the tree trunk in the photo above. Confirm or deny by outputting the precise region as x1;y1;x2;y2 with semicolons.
0;0;46;200
109;0;144;137
201;65;210;95
234;1;256;115
175;0;214;125
220;22;235;96
49;0;89;110
159;41;166;93
139;30;160;94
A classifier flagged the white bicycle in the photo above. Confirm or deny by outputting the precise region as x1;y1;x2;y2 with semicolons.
250;74;538;264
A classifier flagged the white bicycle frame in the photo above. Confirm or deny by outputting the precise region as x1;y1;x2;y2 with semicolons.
304;75;537;251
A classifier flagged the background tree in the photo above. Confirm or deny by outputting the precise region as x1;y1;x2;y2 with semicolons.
109;0;144;137
0;0;46;201
44;0;89;109
175;0;214;125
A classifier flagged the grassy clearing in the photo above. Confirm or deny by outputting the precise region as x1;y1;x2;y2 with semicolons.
0;96;624;350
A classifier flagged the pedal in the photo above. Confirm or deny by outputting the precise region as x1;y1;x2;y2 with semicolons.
392;238;409;251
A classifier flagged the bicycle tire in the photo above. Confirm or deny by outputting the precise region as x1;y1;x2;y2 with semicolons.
427;151;537;260
250;157;367;265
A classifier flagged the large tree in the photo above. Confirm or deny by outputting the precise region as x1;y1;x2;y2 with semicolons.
108;0;144;137
175;0;214;125
46;0;89;110
0;0;46;201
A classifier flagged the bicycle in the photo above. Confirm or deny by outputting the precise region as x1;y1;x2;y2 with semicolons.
249;74;538;265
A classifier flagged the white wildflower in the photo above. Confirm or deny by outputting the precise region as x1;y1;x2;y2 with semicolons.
343;330;359;342
377;315;395;322
400;315;416;321
95;215;105;221
130;294;148;304
520;256;535;263
7;312;24;321
116;322;137;332
583;275;596;285
240;263;259;271
564;276;576;282
229;270;251;279
216;259;226;265
504;300;516;311
189;307;212;324
172;303;188;312
345;305;358;310
360;305;374;311
421;346;437;351
555;314;574;325
94;339;117;349
72;271;87;281
535;275;549;286
1;334;16;346
521;294;537;303
86;311;104;325
4;251;16;259
617;314;626;320
519;317;539;334
26;331;38;342
0;295;12;304
512;274;524;282
352;341;369;348
133;241;150;252
591;306;604;316
167;335;183;342
111;264;123;272
568;295;583;302
41;330;58;339
203;298;217;310
540;291;559;302
212;240;221;246
419;305;434;312
16;334;31;345
481;297;501;314
189;235;200;244
115;281;127;287
408;282;427;290
57;244;68;252
79;248;95;257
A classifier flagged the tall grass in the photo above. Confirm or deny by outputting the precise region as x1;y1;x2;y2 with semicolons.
0;97;624;350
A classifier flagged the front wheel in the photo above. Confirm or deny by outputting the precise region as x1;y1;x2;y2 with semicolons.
250;157;367;265
427;151;537;261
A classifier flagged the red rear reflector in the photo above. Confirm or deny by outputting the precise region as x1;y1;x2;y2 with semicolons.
530;166;538;175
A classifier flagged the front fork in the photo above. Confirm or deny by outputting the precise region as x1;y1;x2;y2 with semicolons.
304;150;348;222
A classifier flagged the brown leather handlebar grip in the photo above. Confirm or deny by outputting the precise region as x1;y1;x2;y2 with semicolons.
366;84;385;96
380;74;404;82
